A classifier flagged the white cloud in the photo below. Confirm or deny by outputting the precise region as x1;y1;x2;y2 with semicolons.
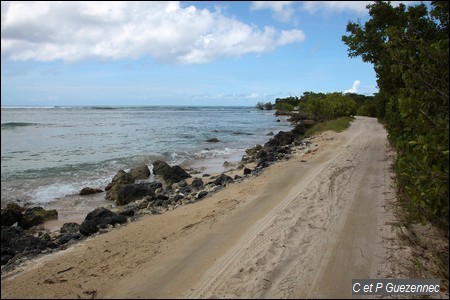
302;1;373;14
302;1;420;14
1;1;305;64
344;80;361;93
250;1;295;22
277;30;305;45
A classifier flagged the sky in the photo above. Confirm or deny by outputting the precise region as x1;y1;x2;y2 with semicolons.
1;1;421;107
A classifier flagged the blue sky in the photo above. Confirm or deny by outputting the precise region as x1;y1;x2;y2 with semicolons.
1;1;420;107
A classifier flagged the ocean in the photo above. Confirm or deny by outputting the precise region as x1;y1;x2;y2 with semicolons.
1;106;291;214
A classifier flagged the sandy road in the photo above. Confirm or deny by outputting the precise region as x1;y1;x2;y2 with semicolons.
183;116;390;298
1;116;394;299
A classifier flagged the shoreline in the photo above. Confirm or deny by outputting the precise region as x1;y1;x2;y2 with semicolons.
2;117;448;298
1;112;298;269
1;112;290;231
42;148;255;232
1;106;292;210
1;112;316;278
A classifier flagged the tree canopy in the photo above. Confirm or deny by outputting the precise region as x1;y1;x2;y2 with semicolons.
343;1;449;228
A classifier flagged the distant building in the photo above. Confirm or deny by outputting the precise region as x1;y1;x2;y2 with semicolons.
293;106;299;111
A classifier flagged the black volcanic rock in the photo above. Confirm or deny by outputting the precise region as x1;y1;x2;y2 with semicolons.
79;207;127;236
18;207;58;230
152;160;191;186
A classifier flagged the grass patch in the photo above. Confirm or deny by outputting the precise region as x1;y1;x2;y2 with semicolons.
305;116;354;136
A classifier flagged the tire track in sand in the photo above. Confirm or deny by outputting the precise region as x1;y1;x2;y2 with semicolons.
185;117;386;298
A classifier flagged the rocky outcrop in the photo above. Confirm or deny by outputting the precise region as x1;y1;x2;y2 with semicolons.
1;226;57;265
18;207;58;230
60;222;80;234
115;182;162;206
152;160;171;177
106;170;135;191
105;165;160;206
1;203;23;227
287;111;311;123
79;187;103;195
213;174;234;186
242;123;306;168
191;177;204;189
56;232;83;246
79;207;127;236
241;144;262;163
105;170;135;203
246;144;262;157
264;126;300;149
56;223;83;246
152;160;191;186
129;164;151;180
197;191;208;199
274;109;291;116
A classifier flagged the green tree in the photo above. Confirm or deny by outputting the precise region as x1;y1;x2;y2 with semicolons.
264;102;273;110
301;92;355;121
274;96;299;111
324;92;357;119
342;1;449;228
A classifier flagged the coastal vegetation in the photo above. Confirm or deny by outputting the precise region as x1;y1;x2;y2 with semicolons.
342;1;449;231
255;102;274;110
259;1;448;234
256;4;448;279
260;92;356;140
305;116;353;136
259;92;373;121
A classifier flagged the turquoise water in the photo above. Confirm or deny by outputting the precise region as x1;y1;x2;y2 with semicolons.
1;106;291;206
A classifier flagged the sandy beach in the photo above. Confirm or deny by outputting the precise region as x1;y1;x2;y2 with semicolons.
0;117;422;298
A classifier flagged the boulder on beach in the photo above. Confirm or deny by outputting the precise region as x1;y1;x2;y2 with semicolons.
56;232;83;246
264;131;295;149
105;170;134;191
1;226;57;265
191;177;204;189
79;187;103;196
118;207;137;217
291;123;306;136
213;173;233;186
242;144;264;164
79;207;127;236
264;123;305;151
60;222;81;234
115;182;162;206
152;160;191;186
6;202;25;212
255;123;304;168
129;164;151;180
152;160;171;177
105;165;153;204
18;207;58;230
197;191;208;199
1;204;23;227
